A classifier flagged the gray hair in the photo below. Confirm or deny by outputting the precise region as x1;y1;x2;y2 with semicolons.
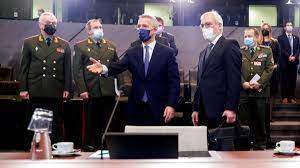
139;14;159;29
85;19;102;32
200;10;223;31
39;12;57;24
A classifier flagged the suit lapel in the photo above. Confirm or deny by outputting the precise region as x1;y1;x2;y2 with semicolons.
146;43;160;78
283;34;291;52
202;36;225;73
136;46;145;79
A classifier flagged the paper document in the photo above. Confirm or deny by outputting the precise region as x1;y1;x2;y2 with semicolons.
249;74;261;84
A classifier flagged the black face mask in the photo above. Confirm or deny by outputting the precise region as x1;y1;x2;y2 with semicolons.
262;29;270;37
44;25;56;35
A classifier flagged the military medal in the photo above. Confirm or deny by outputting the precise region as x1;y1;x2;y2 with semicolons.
56;47;65;53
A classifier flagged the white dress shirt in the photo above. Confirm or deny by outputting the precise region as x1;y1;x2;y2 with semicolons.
101;40;157;75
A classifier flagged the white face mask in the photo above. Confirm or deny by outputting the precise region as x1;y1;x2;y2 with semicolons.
156;26;164;35
202;27;217;42
91;28;104;41
286;26;293;33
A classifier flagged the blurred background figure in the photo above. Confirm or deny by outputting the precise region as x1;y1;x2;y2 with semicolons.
155;16;178;56
33;8;45;21
260;22;281;148
278;21;299;104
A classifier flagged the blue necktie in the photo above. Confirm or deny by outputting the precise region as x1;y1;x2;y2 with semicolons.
142;45;150;102
288;35;293;55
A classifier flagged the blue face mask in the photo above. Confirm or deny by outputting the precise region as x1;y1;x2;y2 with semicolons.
137;28;151;42
244;37;254;47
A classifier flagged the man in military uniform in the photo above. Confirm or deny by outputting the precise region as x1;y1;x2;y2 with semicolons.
240;28;274;150
18;12;72;146
73;19;119;149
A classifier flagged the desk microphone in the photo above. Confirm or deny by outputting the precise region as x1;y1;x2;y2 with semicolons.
100;78;123;159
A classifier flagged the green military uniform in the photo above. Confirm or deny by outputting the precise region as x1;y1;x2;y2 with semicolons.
239;45;274;149
19;34;72;147
73;38;119;148
19;35;72;97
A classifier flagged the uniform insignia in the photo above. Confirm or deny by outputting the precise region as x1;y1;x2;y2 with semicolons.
88;48;91;52
258;54;267;58
54;37;59;43
87;38;93;44
108;47;115;51
35;47;38;51
56;47;65;53
38;35;43;42
102;39;107;44
254;61;262;66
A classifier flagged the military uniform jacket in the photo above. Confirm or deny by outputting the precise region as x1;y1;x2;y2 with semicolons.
19;34;72;98
74;38;118;98
240;45;274;98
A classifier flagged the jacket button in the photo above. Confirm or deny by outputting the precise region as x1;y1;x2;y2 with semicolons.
251;67;253;70
43;60;46;63
52;74;56;77
53;68;56;71
43;67;46;70
43;74;46;77
53;60;56;64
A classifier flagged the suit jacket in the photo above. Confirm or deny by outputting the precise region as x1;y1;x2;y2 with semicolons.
107;42;180;124
192;36;242;128
73;38;118;98
18;34;72;98
160;31;178;56
278;33;300;69
130;36;169;48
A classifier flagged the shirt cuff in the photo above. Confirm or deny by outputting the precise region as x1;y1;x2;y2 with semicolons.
101;64;108;77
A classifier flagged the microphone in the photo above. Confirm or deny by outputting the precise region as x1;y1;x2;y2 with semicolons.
100;78;123;159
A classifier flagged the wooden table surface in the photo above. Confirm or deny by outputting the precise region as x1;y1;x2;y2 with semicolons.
0;151;300;168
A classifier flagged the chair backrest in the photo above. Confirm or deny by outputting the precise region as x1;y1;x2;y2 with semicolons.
125;126;208;152
0;67;13;81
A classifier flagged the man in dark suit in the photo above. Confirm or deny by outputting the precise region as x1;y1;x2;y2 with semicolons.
191;10;242;128
87;14;180;126
155;17;178;56
278;21;299;104
18;12;72;145
73;19;119;148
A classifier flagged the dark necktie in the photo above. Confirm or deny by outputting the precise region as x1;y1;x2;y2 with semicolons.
250;48;255;58
142;45;150;102
202;43;214;69
45;38;51;46
198;43;213;80
96;41;101;48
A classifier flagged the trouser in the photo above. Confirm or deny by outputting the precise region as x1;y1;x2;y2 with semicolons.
24;98;63;150
239;97;267;149
281;64;297;99
84;96;115;148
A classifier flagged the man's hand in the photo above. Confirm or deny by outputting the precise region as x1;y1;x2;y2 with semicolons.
289;56;296;62
222;110;236;123
242;82;252;90
191;111;199;126
87;57;103;74
250;82;261;90
20;91;29;100
63;91;69;99
80;92;89;99
163;106;175;123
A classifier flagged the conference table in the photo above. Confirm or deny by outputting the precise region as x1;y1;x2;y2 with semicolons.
0;151;299;168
